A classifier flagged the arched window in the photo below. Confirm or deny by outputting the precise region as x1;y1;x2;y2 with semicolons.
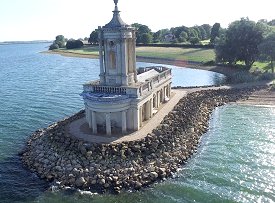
109;51;116;69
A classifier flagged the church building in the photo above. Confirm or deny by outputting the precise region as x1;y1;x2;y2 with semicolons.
81;0;172;135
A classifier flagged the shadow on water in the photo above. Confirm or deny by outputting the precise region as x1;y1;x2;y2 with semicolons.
0;155;49;203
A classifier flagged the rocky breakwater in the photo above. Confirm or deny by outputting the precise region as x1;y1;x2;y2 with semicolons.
21;87;259;194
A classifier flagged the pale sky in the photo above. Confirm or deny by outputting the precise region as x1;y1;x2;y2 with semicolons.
0;0;274;42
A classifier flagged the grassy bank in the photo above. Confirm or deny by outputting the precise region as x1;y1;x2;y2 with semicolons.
136;47;215;63
50;45;215;63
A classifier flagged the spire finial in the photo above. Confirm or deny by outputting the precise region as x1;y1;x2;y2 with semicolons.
114;0;118;6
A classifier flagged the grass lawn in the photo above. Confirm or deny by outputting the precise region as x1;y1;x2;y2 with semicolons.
251;61;271;71
136;47;215;63
54;45;273;72
55;46;99;56
54;45;216;63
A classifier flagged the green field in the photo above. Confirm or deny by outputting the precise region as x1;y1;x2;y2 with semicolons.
53;45;215;63
54;46;99;56
136;47;215;63
53;45;273;72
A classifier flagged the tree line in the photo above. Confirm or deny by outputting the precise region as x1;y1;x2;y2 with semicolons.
88;23;222;45
50;18;275;72
49;36;84;50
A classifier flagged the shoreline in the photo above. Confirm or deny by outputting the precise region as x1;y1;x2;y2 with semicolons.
43;50;238;76
20;87;268;194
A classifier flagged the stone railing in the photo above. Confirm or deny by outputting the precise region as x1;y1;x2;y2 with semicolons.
84;84;127;95
83;66;171;98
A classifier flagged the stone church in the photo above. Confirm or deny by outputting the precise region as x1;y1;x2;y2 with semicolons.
81;0;172;135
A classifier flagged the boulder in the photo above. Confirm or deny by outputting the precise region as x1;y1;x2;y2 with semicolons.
75;177;86;187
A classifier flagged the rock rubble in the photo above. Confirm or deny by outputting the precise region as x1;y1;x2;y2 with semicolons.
21;88;260;194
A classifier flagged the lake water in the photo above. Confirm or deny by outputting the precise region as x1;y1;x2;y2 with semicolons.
0;43;274;202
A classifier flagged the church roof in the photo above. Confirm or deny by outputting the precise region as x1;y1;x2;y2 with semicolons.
137;69;160;83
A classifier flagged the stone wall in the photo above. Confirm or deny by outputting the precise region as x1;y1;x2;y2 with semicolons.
21;87;262;194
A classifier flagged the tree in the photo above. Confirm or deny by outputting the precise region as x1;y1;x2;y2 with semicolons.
88;30;98;44
228;18;263;67
171;26;189;40
189;37;200;45
256;21;273;38
153;31;161;43
66;39;84;49
188;28;198;39
132;23;152;43
215;38;237;65
210;23;220;44
268;19;275;26
48;35;66;50
215;18;263;68
49;43;59;50
179;31;188;42
197;26;207;40
55;35;66;48
152;29;170;43
140;33;152;44
192;26;202;40
201;24;212;39
258;33;275;73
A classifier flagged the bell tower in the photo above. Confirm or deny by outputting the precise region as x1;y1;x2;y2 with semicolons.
98;0;137;86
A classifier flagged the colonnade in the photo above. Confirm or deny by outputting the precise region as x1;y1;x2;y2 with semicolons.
138;83;171;129
85;83;171;135
87;109;127;136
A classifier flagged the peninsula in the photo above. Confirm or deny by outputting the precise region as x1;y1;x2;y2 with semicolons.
21;0;274;195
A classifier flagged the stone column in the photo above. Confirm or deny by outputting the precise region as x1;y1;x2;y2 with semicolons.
105;113;111;135
139;107;143;127
92;111;97;134
133;107;140;130
99;29;105;84
163;87;166;102
145;101;150;120
169;83;172;97
86;107;91;128
150;98;153;117
157;91;160;107
156;92;158;108
121;110;127;133
121;39;128;85
132;31;138;83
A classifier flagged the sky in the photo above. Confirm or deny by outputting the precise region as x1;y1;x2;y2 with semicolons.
0;0;274;42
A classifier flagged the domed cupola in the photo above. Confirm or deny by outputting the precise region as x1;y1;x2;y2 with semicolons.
104;0;129;28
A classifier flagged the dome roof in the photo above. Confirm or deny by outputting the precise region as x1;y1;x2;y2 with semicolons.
103;0;129;28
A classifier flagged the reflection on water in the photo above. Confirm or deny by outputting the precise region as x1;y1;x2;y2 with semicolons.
137;62;226;87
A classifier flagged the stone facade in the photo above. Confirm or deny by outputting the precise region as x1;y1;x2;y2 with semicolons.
81;0;172;135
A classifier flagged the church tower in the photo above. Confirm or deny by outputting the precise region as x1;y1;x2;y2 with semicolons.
98;0;137;86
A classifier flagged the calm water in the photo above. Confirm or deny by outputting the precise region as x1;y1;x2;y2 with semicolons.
0;43;274;202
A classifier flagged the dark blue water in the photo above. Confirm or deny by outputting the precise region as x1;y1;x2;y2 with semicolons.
0;43;274;203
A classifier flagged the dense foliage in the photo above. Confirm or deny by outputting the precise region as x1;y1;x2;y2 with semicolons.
88;31;98;44
215;18;264;68
258;33;275;73
48;35;67;50
66;39;84;49
72;18;275;74
49;43;59;50
132;23;153;44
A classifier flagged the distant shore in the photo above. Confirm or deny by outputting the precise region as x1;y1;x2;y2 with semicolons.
43;50;239;76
